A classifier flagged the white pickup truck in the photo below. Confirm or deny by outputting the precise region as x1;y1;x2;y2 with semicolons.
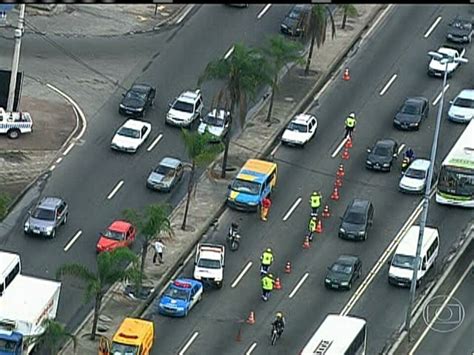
193;243;225;288
0;108;33;139
427;45;466;77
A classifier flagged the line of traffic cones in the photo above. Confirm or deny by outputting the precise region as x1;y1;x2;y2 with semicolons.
341;147;350;160
345;137;353;149
336;164;345;177
315;219;323;233
330;186;340;201
303;235;311;249
334;176;343;188
285;261;291;273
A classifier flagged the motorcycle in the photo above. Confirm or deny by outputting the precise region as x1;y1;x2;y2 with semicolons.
227;226;240;251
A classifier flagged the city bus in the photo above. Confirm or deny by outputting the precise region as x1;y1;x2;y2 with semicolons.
301;314;367;355
436;119;474;207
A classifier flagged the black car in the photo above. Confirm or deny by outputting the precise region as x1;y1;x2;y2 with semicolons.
447;17;473;44
280;5;310;37
366;138;399;172
393;97;429;130
325;255;362;290
339;199;374;241
119;83;156;118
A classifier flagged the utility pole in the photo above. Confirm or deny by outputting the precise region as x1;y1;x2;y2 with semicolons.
6;4;26;112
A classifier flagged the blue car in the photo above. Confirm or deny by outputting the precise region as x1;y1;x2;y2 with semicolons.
156;279;203;317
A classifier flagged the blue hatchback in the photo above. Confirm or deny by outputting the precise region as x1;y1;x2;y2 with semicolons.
156;279;203;317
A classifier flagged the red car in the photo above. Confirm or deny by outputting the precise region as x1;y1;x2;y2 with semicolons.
96;220;136;253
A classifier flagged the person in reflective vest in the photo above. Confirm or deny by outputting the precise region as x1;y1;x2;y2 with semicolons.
308;216;318;241
310;191;322;216
345;113;357;138
260;248;274;275
261;273;275;301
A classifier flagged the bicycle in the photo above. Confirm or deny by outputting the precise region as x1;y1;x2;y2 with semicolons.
270;324;282;346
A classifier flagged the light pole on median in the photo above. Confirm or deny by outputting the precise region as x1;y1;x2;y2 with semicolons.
403;51;468;342
6;4;26;112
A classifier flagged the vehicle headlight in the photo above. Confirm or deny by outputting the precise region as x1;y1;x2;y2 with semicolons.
119;104;125;109
248;201;258;206
176;306;185;311
339;228;345;233
358;231;366;235
366;160;372;165
393;119;400;124
24;221;30;229
340;281;349;286
463;36;468;40
137;107;143;111
325;278;331;283
410;122;418;126
447;34;452;38
383;163;390;167
46;226;54;233
281;24;287;29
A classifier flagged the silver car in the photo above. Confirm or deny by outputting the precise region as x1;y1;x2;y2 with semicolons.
24;197;68;238
399;159;432;194
146;157;184;192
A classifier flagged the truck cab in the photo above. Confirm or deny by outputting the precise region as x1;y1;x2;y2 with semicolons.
99;318;154;355
193;243;225;288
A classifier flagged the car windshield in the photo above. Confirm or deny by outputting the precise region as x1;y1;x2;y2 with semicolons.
405;168;427;179
155;165;175;176
32;207;55;221
344;211;365;224
331;263;352;274
126;90;146;101
392;254;415;269
451;21;472;30
111;342;139;355
103;230;125;241
288;9;302;19
203;114;224;126
287;122;308;133
438;167;474;197
117;127;140;139
164;286;188;301
197;258;221;269
373;146;390;156
401;104;421;115
173;100;194;113
453;98;474;108
231;179;261;195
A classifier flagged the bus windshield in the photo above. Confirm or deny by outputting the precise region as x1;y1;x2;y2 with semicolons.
231;179;261;195
111;342;139;355
438;166;474;197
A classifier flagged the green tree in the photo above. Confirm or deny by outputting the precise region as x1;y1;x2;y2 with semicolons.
122;203;172;295
181;130;223;230
198;43;270;177
56;248;137;340
340;4;358;30
0;192;11;220
28;319;76;355
262;35;304;122
304;5;336;75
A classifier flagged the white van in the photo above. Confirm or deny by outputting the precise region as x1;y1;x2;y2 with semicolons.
388;225;439;287
0;250;21;296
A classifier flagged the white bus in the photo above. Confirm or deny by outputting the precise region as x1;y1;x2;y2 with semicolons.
436;119;474;207
301;314;367;355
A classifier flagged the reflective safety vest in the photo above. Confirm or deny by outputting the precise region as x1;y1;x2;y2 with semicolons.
262;276;274;291
309;219;317;232
261;251;273;266
345;117;356;128
310;194;321;208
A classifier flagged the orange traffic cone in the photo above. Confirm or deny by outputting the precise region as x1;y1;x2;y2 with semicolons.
303;235;311;249
246;311;256;325
335;176;343;188
331;186;340;201
315;219;323;233
342;147;350;160
343;68;351;81
285;261;291;273
336;164;345;177
322;205;331;218
345;137;353;148
274;277;282;290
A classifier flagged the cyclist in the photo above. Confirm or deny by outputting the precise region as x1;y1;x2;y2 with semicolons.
271;312;286;337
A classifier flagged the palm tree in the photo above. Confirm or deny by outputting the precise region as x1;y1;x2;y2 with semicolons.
262;35;304;122
181;130;223;230
56;248;137;340
198;42;270;177
340;4;358;30
304;4;336;75
122;203;172;295
28;319;76;355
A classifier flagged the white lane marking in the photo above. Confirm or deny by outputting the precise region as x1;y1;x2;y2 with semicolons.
424;16;442;38
257;4;271;19
432;84;450;106
409;260;472;355
283;197;302;221
55;157;63;164
64;230;83;252
231;261;253;288
224;45;235;59
289;272;309;299
245;342;258;355
340;188;436;316
379;74;397;96
147;133;163;152
331;136;349;158
178;331;199;355
107;180;124;200
176;5;194;25
398;143;406;155
49;165;56;171
270;142;281;157
362;4;394;43
63;143;75;156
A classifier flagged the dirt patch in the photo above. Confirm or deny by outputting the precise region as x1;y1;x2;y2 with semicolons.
0;151;29;163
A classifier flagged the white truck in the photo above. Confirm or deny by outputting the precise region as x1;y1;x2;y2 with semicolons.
427;45;467;77
193;243;225;288
0;108;33;139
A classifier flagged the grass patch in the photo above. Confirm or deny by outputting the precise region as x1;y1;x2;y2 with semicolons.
0;192;12;220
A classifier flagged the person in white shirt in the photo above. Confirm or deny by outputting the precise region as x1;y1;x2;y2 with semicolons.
153;239;165;264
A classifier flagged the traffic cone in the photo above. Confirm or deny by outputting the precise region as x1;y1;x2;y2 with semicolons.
335;176;343;188
274;277;282;290
322;204;331;218
285;261;291;273
342;147;350;160
345;137;353;148
331;186;340;201
246;311;255;325
336;164;345;177
303;235;311;249
343;68;351;81
315;219;323;233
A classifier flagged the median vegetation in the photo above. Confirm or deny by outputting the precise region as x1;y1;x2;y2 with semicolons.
0;192;11;220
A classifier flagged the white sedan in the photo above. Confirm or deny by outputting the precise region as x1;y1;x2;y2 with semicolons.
281;113;318;146
399;158;432;194
111;119;151;153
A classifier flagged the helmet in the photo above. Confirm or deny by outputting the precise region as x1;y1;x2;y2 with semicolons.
268;273;274;279
266;248;272;253
311;216;317;221
276;312;283;319
312;191;318;196
349;112;356;118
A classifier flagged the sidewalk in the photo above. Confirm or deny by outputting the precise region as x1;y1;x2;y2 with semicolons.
58;4;385;354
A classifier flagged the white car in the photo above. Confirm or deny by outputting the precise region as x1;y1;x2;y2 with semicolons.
427;46;466;77
448;89;474;123
166;90;204;127
281;113;318;146
193;243;225;288
399;158;432;194
111;119;151;153
198;109;230;141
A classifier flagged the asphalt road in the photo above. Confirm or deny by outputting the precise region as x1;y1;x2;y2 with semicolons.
137;5;474;355
0;4;294;330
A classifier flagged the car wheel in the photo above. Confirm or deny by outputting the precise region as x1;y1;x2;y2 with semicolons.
7;129;20;139
348;281;352;290
63;213;68;225
51;228;56;239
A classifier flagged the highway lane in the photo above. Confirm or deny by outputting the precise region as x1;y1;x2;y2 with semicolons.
0;4;294;330
136;4;474;354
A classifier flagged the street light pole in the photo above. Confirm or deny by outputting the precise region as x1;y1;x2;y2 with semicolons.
6;4;26;112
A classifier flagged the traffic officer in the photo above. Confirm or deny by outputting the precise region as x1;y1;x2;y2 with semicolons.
260;248;274;275
260;195;272;221
261;273;275;301
308;216;318;241
345;112;357;138
310;191;322;216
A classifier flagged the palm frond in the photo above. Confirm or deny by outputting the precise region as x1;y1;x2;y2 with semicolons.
56;263;96;283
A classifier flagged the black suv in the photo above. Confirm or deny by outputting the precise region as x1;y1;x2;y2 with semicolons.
339;199;374;241
119;83;156;118
280;5;310;37
447;17;473;44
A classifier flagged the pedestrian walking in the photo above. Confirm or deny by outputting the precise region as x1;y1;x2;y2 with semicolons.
261;273;275;301
153;239;165;264
260;195;272;221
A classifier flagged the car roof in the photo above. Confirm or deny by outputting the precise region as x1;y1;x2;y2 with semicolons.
408;158;431;170
348;198;370;212
159;157;182;168
405;97;426;106
38;197;63;209
291;113;316;125
131;83;152;92
108;220;132;233
375;138;396;147
456;89;474;100
177;90;201;104
335;255;359;265
122;119;150;130
207;108;229;119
